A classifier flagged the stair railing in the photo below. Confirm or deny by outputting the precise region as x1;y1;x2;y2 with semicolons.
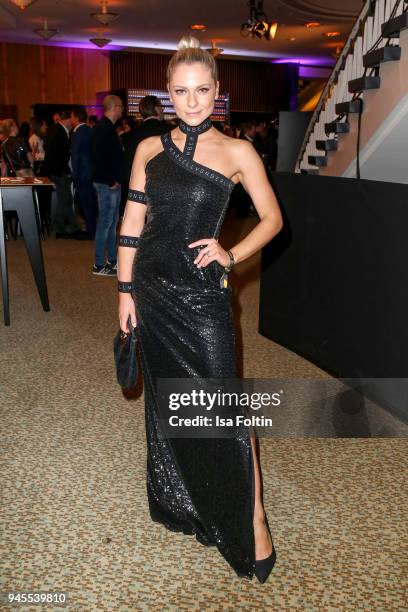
295;0;407;173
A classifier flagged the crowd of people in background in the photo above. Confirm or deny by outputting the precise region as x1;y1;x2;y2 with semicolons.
0;96;279;276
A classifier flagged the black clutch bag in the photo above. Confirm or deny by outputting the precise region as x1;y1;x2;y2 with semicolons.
113;316;139;389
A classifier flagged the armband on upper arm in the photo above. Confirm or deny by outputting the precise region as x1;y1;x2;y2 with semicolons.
128;189;147;204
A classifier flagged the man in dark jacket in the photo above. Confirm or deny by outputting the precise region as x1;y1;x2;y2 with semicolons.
91;94;124;276
44;109;85;239
71;106;97;238
120;95;170;214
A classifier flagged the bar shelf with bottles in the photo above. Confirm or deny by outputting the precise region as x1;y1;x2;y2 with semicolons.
124;88;229;123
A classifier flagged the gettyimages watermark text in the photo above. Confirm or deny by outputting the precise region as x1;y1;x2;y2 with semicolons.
156;377;408;438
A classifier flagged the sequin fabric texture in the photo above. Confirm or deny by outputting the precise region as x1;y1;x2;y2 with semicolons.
132;118;256;579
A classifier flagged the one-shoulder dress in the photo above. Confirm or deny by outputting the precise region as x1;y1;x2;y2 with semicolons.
129;123;256;579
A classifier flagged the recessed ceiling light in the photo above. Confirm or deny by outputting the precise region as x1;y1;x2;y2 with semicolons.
34;20;59;40
287;37;296;41
305;21;321;28
206;40;223;57
9;0;37;8
89;36;112;48
91;1;119;26
191;24;207;31
324;31;341;37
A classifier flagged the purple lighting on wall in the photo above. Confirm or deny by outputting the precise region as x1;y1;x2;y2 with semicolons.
271;57;335;66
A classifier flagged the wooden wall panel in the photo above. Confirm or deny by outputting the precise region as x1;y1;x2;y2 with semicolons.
110;50;297;113
0;41;297;120
43;46;71;106
1;43;41;119
74;48;110;108
0;42;110;122
110;51;168;92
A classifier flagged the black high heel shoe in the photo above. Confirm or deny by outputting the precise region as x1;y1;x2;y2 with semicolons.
254;545;277;583
254;517;277;584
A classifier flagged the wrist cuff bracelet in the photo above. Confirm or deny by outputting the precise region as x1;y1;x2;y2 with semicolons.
224;249;235;273
119;235;140;248
118;281;133;293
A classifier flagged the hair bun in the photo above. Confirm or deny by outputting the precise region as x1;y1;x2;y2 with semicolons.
177;35;201;50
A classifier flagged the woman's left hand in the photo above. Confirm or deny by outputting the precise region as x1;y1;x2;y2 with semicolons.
188;238;230;269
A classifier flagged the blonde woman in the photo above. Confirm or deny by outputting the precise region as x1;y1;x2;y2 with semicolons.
117;36;283;583
0;118;33;177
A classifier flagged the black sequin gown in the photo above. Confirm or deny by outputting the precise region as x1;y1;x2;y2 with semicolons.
131;119;256;579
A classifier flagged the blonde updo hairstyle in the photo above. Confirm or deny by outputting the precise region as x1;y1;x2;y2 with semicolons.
166;35;218;85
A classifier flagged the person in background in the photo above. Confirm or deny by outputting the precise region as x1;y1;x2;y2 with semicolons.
0;118;31;233
134;95;169;141
87;115;99;128
240;121;256;142
43;109;87;239
267;118;279;172
0;120;6;176
117;115;137;142
91;94;124;276
0;118;33;177
121;95;170;215
116;116;135;138
29;118;47;175
254;119;268;155
222;123;234;138
124;115;138;133
254;119;278;173
19;121;31;152
240;121;264;155
234;121;261;218
70;106;97;239
29;117;51;231
115;117;127;139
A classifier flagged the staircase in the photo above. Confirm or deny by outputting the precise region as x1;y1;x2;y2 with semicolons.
296;0;408;183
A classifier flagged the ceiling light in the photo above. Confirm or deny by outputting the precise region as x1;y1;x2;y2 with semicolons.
305;22;321;28
206;40;223;57
267;22;278;39
90;1;119;26
191;24;207;31
331;44;343;59
8;0;38;9
324;31;341;37
287;37;296;41
89;36;112;48
240;0;278;41
34;20;58;40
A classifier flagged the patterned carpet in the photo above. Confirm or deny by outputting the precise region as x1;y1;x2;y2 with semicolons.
1;213;407;611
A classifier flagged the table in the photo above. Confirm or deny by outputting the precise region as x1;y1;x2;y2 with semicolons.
0;177;53;326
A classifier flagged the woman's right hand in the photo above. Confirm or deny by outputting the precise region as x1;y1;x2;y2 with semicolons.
118;293;137;333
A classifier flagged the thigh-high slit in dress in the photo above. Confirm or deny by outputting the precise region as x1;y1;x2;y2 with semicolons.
130;119;256;579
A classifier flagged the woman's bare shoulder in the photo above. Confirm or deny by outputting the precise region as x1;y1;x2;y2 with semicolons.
136;135;164;163
217;132;257;160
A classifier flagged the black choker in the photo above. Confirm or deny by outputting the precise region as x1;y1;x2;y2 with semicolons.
178;116;212;134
